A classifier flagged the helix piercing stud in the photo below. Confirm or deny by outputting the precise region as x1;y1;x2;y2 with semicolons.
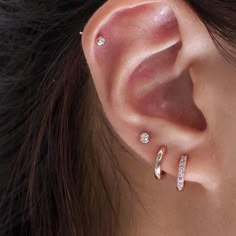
96;36;106;46
139;132;150;144
154;146;166;180
176;155;188;192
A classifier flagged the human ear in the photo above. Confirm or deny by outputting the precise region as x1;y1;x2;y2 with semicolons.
81;0;222;190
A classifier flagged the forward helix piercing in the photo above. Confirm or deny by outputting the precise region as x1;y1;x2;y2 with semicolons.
176;155;188;192
154;146;167;180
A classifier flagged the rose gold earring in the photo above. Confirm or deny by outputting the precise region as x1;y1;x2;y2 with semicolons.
154;146;167;180
176;154;188;191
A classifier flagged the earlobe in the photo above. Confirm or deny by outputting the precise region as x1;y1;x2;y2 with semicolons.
82;0;220;191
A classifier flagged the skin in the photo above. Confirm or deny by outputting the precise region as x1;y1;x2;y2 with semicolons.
82;0;236;235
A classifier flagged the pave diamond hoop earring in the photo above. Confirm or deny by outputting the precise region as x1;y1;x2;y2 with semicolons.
154;146;167;180
176;155;188;191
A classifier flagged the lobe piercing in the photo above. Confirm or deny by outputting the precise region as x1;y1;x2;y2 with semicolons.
139;132;150;144
79;31;83;35
176;155;188;191
154;146;166;180
96;36;106;46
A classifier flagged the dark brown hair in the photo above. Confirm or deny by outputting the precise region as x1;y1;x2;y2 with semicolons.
0;0;235;235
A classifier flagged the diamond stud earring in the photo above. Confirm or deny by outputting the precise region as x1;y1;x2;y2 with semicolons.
154;146;167;180
176;155;188;191
139;132;150;144
96;36;106;46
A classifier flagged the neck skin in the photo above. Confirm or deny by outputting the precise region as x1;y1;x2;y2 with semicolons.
114;151;236;236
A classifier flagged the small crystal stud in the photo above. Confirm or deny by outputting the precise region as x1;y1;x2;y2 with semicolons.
139;132;150;144
96;36;106;46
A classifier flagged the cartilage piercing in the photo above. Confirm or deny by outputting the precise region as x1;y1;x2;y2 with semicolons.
96;36;106;46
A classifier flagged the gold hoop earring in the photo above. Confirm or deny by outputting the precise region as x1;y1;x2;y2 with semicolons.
154;146;167;180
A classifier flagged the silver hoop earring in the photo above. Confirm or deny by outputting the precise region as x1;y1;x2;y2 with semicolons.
176;155;188;191
154;146;167;180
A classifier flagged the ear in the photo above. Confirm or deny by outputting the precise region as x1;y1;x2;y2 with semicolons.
82;0;221;190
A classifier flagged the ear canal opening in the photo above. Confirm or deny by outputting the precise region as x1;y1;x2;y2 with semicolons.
159;71;207;131
130;70;207;131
